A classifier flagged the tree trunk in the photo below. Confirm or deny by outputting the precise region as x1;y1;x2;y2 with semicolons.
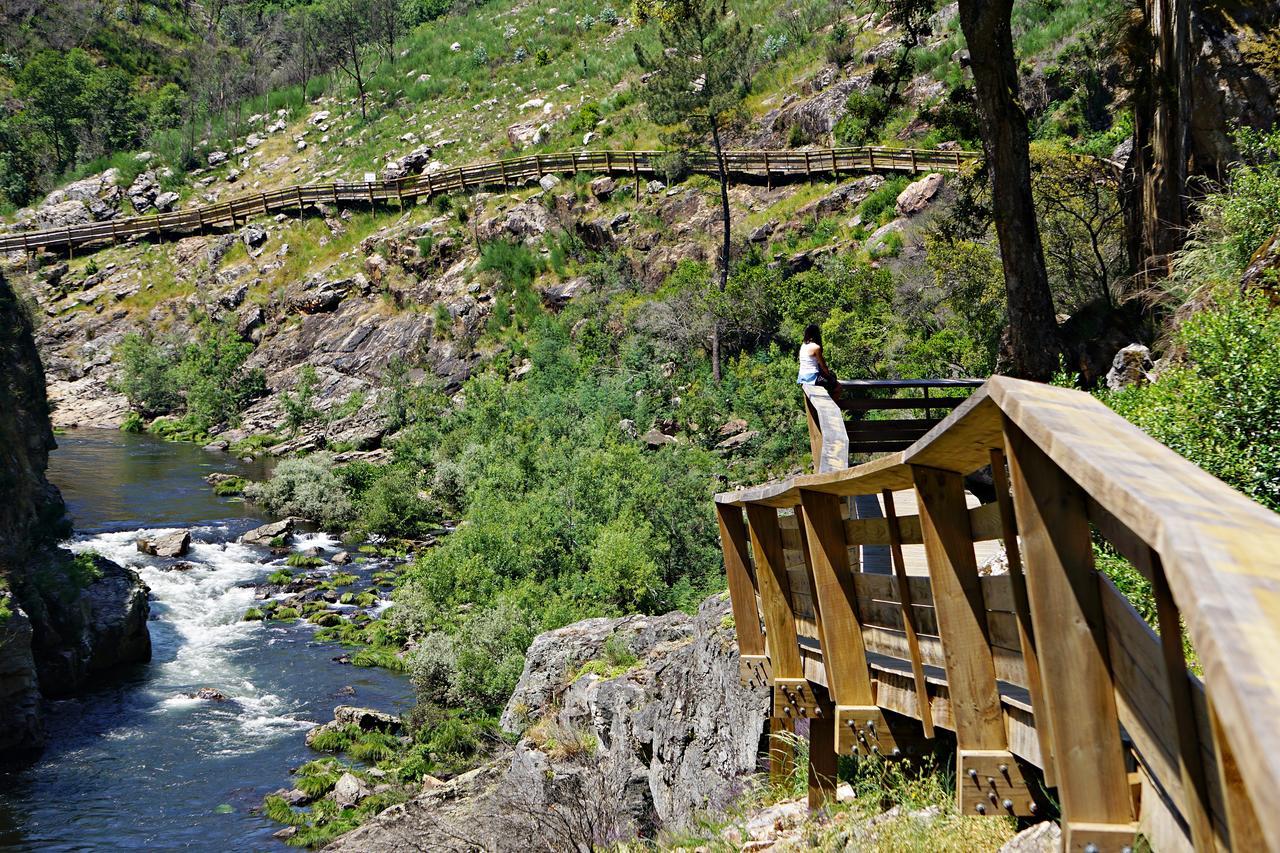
1131;0;1190;280
958;0;1061;381
710;116;730;382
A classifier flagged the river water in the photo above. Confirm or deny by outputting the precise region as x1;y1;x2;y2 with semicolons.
0;430;411;851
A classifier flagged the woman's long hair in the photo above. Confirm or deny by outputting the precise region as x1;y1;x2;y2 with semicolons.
803;323;821;345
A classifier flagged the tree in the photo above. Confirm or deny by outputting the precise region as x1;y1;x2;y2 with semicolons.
16;49;94;170
957;0;1061;380
287;5;324;108
320;0;376;121
371;0;403;63
635;0;754;381
1031;144;1126;311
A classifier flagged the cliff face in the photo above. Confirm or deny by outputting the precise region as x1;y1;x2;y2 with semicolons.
0;270;151;761
324;594;769;851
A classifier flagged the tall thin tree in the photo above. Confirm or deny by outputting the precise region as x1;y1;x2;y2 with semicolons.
958;0;1061;380
320;0;376;121
635;0;754;381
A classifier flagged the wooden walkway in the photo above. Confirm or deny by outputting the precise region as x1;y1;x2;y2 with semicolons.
719;378;1280;852
0;146;977;257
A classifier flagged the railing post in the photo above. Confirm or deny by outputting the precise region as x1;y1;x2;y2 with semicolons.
716;503;767;676
1208;697;1265;849
913;464;1034;818
746;504;806;789
800;490;908;774
1003;419;1136;848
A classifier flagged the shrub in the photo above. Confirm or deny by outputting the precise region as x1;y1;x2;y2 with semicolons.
113;333;181;417
281;365;321;435
1106;292;1280;511
858;176;911;225
243;454;355;531
120;411;145;433
286;553;325;568
268;569;293;585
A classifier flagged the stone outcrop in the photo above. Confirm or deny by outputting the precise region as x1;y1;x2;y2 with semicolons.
325;594;768;850
0;270;150;761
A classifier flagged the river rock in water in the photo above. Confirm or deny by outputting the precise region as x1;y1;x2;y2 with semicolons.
240;518;295;546
137;530;191;558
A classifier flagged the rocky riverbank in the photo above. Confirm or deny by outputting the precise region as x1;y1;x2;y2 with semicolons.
0;270;150;761
319;593;768;850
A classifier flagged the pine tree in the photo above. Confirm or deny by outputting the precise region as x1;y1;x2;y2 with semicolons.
635;0;753;381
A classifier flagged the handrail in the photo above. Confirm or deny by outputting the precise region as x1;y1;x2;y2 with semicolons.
0;145;979;256
716;376;1280;851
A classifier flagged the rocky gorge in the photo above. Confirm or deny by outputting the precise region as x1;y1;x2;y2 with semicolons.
0;270;150;759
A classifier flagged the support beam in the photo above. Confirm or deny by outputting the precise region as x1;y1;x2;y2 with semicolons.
989;449;1055;786
1208;697;1264;851
1003;419;1135;846
913;464;1031;817
799;491;907;760
746;504;805;785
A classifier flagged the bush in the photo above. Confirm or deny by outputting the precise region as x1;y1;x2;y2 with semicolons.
243;454;355;531
1106;292;1280;511
408;604;537;712
113;333;181;417
282;365;321;435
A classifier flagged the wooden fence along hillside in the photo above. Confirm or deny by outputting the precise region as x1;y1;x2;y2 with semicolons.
717;377;1280;852
0;146;977;256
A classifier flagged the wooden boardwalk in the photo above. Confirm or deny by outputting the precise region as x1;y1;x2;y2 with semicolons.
0;145;977;257
719;377;1280;851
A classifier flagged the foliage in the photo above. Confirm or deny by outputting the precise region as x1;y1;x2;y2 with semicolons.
1105;292;1280;512
408;603;537;711
244;454;355;531
281;366;321;435
114;318;264;433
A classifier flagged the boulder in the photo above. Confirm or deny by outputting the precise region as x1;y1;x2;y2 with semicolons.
128;171;160;212
895;172;945;216
998;821;1061;852
642;429;678;448
241;224;269;248
589;176;617;199
476;201;554;243
1105;343;1154;391
718;418;749;437
185;687;229;701
334;705;402;733
137;530;191;558
538;174;561;192
715;430;758;451
331;551;352;565
153;191;180;213
240;518;295;546
866;218;908;254
207;151;229;166
539;276;589;311
332;772;373;808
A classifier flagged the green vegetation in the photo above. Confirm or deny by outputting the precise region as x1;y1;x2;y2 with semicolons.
114;317;265;435
286;553;326;569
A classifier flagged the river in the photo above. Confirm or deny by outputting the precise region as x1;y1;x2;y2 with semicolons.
0;429;411;851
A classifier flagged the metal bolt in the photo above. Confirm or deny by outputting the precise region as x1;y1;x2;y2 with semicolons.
783;708;792;717
975;804;986;815
798;707;807;717
986;776;995;787
1029;802;1038;815
1121;847;1132;853
968;769;978;781
871;745;880;755
1002;799;1013;811
865;720;875;731
998;763;1008;774
891;748;901;758
846;719;856;728
988;792;997;804
1084;845;1099;853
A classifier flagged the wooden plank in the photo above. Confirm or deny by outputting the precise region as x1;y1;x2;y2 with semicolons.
884;488;934;737
1208;698;1265;851
1003;418;1134;836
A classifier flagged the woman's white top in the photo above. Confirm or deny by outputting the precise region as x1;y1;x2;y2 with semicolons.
798;342;821;374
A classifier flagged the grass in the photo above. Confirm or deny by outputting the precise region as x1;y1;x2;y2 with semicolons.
352;645;406;671
286;553;326;569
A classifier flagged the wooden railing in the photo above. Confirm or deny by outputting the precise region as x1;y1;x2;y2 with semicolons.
716;377;1280;851
0;146;978;256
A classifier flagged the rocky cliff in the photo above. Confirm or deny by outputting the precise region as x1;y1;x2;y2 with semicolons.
324;593;769;850
0;270;151;761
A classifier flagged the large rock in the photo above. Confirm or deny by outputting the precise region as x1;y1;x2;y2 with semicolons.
327;594;767;849
476;201;554;243
332;772;373;808
895;173;945;216
239;518;296;546
1105;343;1154;391
137;530;191;558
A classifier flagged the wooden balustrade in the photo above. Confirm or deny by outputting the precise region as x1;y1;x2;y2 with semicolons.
0;146;978;256
715;377;1280;851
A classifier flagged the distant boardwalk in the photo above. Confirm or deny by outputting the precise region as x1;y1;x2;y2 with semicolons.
0;146;977;257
